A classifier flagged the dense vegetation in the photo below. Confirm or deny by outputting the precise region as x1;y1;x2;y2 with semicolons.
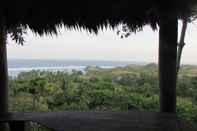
8;64;197;124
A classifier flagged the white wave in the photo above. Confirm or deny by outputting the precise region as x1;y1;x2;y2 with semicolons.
8;65;116;77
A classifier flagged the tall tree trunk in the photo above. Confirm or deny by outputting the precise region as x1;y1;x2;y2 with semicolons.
33;94;36;110
0;17;9;131
177;19;187;73
159;14;178;113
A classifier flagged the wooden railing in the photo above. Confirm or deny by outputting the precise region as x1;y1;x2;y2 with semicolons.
0;111;196;131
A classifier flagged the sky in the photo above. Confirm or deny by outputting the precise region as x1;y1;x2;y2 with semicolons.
7;20;197;65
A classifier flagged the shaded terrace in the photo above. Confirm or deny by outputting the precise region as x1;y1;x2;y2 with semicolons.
0;0;197;131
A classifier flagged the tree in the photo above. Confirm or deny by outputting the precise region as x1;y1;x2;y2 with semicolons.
28;78;48;110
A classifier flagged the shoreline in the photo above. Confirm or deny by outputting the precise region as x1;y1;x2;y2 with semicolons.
8;65;117;77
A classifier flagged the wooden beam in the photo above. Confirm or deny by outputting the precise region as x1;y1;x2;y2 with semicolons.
159;14;178;113
0;17;9;131
1;111;196;131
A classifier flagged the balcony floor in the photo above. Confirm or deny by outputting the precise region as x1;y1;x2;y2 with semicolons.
0;111;196;131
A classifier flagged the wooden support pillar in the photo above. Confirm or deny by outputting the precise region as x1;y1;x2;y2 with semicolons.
159;14;178;113
0;17;9;130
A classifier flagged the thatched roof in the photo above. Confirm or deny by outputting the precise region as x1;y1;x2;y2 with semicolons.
1;0;197;35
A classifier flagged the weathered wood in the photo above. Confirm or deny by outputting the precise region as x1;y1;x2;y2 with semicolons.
0;17;9;131
0;16;8;114
0;111;196;131
159;14;178;113
9;121;25;131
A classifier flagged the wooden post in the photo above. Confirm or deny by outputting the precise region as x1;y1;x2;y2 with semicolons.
159;14;178;113
0;17;9;130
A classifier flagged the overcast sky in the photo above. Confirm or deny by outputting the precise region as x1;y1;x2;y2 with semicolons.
7;20;197;65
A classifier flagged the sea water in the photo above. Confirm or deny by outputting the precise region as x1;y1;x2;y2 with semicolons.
8;59;142;77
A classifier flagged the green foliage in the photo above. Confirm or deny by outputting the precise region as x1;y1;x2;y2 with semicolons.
177;97;197;122
128;93;159;111
8;64;197;123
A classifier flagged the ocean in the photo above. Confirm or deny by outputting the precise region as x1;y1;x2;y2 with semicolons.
8;59;144;77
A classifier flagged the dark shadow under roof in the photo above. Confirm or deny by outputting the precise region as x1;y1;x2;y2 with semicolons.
1;0;197;34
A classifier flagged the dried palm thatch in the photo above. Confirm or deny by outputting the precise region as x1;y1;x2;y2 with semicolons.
0;0;197;36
